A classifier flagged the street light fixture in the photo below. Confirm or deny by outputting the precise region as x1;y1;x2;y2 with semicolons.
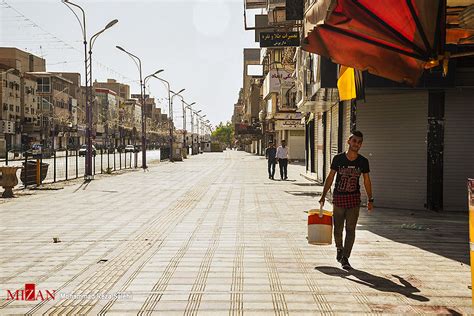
153;75;175;161
63;0;117;180
172;94;195;157
115;45;149;169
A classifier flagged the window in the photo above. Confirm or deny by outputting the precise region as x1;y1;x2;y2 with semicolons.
9;104;13;111
15;106;20;113
31;108;34;114
25;107;30;114
2;103;7;111
37;77;51;93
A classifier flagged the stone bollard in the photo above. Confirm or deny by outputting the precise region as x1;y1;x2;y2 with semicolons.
0;166;21;198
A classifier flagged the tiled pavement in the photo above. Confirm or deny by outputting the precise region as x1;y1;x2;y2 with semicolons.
0;150;471;315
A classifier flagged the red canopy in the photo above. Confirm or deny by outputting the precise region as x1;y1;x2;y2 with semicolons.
303;0;446;85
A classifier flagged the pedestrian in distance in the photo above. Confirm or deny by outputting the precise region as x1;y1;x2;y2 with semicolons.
319;131;373;270
276;139;289;180
265;141;277;180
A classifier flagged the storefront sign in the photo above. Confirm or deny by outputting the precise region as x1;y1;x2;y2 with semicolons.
263;69;293;99
275;120;304;131
273;112;303;120
260;32;300;47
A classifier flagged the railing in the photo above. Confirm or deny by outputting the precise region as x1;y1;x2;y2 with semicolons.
0;147;166;187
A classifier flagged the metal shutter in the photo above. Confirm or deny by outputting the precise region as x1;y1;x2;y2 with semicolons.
330;104;339;161
443;89;474;211
357;91;428;210
317;113;324;182
289;130;305;160
325;110;332;179
342;100;352;151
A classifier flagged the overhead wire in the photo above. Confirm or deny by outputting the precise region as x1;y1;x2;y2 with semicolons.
0;0;137;85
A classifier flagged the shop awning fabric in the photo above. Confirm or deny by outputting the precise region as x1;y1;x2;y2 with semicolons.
303;0;446;85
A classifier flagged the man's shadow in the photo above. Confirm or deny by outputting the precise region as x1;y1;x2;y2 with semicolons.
315;266;429;302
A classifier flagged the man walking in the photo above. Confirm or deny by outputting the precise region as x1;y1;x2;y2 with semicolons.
319;131;373;270
265;141;277;180
276;139;289;180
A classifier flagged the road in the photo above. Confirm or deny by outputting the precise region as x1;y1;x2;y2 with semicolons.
0;150;470;314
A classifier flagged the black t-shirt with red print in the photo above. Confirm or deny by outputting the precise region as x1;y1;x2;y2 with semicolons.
331;152;370;196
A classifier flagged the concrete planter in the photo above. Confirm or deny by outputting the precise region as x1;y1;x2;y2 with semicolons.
0;166;21;198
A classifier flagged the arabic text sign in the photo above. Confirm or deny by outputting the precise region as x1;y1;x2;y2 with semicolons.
259;32;300;48
263;69;293;98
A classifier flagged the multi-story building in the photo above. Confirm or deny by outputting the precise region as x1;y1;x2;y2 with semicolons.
239;48;262;153
95;88;119;149
20;73;40;145
0;47;46;73
94;79;130;100
28;71;76;150
0;67;21;155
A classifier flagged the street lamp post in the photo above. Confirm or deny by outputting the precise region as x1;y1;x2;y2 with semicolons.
154;76;174;161
193;110;202;154
170;91;193;158
116;46;149;169
170;89;185;160
63;0;117;179
183;101;195;156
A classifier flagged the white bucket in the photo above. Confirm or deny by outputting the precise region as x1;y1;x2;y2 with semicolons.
308;209;333;245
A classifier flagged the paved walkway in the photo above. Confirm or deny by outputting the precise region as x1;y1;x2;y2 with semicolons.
0;151;470;315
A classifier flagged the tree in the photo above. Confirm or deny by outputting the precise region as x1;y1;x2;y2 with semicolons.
211;121;234;148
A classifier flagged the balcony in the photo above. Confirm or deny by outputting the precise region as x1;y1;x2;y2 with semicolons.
268;0;285;10
245;0;266;9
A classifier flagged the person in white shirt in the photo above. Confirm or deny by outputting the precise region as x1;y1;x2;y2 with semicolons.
276;140;289;180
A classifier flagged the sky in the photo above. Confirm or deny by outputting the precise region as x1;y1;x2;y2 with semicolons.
0;0;259;129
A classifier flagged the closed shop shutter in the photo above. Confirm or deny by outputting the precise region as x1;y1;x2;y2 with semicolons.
357;91;428;209
330;104;339;162
314;114;318;174
325;110;332;179
289;130;305;160
317;113;324;182
342;100;352;151
443;89;474;211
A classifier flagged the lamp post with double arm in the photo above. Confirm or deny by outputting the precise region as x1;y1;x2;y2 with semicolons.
153;76;174;161
171;91;195;157
63;0;117;179
116;45;151;169
170;89;185;160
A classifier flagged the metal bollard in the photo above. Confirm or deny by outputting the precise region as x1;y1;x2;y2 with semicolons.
76;150;78;179
24;152;28;188
468;178;474;306
36;159;40;186
65;149;68;181
53;150;56;183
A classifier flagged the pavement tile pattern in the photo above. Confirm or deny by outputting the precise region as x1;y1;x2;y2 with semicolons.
0;151;471;315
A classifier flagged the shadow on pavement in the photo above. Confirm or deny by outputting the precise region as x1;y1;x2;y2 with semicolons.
357;208;469;265
73;179;92;193
285;190;321;198
315;266;429;302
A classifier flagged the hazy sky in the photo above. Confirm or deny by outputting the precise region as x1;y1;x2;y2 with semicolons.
0;0;259;128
